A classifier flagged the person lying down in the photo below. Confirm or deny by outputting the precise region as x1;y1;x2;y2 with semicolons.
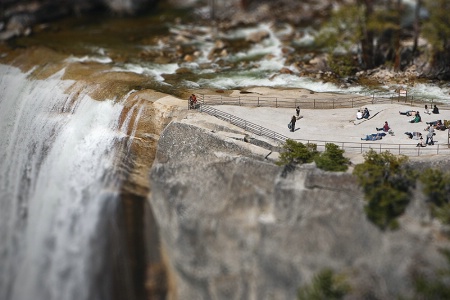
361;132;386;141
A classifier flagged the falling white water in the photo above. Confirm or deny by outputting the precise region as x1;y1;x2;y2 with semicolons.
0;64;128;300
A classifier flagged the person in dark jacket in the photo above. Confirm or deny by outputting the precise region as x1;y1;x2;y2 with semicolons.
432;104;439;114
290;115;296;132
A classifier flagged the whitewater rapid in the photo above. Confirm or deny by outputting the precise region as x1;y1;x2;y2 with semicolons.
0;64;129;300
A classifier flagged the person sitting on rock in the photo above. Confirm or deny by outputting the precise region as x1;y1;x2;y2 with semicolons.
376;121;390;132
409;111;421;123
362;107;370;119
356;109;363;120
416;137;426;147
426;119;442;127
432;104;439;114
426;120;447;131
189;94;195;109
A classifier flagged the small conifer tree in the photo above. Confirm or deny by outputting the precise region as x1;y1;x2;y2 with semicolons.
298;268;350;300
314;143;350;172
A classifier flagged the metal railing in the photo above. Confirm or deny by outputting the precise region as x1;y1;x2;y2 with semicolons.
288;139;450;156
198;104;450;156
200;105;288;143
199;92;450;111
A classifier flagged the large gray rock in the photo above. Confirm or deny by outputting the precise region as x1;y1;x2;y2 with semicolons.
149;116;449;300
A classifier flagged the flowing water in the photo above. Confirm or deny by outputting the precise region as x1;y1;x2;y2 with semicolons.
0;64;138;300
9;8;450;101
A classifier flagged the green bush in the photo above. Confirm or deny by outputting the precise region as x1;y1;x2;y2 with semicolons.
413;249;450;299
314;143;350;172
328;53;358;78
419;168;450;224
298;268;350;300
277;139;318;166
353;150;416;230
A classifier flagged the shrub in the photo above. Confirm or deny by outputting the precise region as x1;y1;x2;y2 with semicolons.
314;143;350;172
353;150;416;230
298;268;350;300
413;249;450;299
419;168;450;224
277;139;318;166
328;53;358;78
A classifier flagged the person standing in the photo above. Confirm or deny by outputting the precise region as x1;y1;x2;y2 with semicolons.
426;126;435;145
290;115;296;132
296;106;300;117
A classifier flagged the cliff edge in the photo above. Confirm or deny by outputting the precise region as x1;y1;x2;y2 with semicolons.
148;111;449;299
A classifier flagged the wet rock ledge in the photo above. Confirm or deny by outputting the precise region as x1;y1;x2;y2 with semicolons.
148;111;449;299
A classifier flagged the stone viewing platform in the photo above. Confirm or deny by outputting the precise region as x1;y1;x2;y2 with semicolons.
185;87;450;163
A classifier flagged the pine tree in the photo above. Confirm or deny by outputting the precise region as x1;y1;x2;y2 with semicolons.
422;0;450;79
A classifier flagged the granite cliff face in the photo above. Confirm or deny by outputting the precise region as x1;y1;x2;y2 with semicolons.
149;112;449;299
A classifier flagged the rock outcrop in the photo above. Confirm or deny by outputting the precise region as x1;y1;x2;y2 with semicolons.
149;112;449;299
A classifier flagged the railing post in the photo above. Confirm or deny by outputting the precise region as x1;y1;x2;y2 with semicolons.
314;99;316;109
351;98;353;108
333;99;335;109
258;97;260;107
372;94;374;104
239;96;241;106
221;95;223;104
276;97;278;108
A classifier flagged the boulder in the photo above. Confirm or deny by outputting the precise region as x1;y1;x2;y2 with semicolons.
245;30;270;43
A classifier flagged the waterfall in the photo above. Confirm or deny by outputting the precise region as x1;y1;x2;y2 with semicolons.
0;64;134;300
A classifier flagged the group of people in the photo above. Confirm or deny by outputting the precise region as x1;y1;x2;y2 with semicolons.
289;106;301;132
415;126;435;147
425;119;446;131
356;107;370;120
362;120;392;141
424;104;440;115
188;94;197;109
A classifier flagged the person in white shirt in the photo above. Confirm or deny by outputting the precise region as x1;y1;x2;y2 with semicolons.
356;110;363;120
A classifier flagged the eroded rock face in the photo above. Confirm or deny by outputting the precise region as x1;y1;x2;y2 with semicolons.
149;115;449;299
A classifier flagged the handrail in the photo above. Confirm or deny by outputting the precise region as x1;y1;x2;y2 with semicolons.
199;92;450;111
200;105;288;143
198;104;450;156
